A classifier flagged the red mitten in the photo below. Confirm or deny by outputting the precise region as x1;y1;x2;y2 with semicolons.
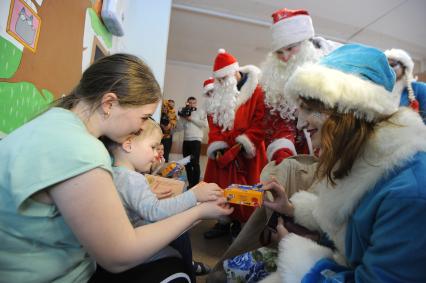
410;99;420;112
271;148;294;165
217;144;242;168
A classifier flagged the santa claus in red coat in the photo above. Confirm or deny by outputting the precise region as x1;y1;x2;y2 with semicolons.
204;49;267;226
260;8;341;163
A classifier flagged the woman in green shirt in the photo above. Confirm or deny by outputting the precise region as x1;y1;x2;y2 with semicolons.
0;54;233;283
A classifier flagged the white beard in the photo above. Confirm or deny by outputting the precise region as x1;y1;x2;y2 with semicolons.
260;40;319;121
209;76;239;131
203;96;214;114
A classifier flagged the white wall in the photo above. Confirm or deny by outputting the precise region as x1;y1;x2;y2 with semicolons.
113;0;172;120
163;60;212;150
164;60;212;109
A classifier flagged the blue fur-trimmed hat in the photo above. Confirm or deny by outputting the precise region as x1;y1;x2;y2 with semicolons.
285;44;398;121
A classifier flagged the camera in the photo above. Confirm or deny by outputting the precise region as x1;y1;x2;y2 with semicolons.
178;106;196;117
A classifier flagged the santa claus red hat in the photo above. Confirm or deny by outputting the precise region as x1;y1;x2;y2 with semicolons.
203;77;214;94
213;49;239;78
271;8;314;52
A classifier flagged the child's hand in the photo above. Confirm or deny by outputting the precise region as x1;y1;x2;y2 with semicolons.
197;198;234;219
191;182;223;202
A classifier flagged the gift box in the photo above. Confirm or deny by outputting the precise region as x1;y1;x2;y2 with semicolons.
224;184;263;207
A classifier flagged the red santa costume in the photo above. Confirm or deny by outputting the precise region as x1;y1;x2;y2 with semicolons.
204;49;267;223
261;9;339;163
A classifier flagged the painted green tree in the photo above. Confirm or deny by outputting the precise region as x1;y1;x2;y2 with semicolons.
0;36;22;79
0;82;54;134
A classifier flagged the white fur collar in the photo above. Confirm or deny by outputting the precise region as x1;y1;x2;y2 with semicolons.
235;65;261;109
313;109;426;254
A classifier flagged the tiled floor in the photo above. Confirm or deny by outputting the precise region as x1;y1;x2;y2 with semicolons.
169;153;231;282
189;219;233;283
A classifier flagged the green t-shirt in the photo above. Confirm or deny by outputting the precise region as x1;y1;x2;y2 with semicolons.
0;108;112;282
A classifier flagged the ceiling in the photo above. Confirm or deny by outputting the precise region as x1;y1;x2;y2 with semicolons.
166;0;426;73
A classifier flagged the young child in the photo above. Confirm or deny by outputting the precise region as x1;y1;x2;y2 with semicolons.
150;143;166;174
105;119;218;279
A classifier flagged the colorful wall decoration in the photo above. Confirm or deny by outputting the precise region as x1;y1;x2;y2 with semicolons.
0;35;22;78
0;82;53;134
0;0;113;135
6;0;42;53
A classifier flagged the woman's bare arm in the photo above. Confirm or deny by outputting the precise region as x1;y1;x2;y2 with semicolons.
49;168;231;272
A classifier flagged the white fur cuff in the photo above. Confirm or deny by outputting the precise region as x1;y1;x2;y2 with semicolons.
279;233;333;283
291;191;321;231
266;138;297;161
236;134;256;158
206;141;229;159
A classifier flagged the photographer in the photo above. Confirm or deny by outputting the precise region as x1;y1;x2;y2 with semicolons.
160;99;177;162
176;97;208;188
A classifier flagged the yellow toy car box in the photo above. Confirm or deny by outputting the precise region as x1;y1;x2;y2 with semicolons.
224;184;263;207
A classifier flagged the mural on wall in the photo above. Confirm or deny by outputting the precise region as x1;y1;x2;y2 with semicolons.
81;7;112;71
0;82;54;134
89;8;112;49
0;0;87;135
6;0;42;53
0;0;114;135
0;35;22;79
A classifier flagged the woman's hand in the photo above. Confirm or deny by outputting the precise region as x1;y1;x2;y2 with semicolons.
270;216;289;244
196;198;234;219
262;180;294;217
191;182;223;202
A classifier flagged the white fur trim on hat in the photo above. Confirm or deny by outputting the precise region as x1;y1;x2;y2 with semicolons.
271;15;314;52
206;141;229;159
203;84;214;94
236;134;256;158
266;138;296;161
285;63;398;121
385;49;414;74
385;49;417;104
213;62;240;78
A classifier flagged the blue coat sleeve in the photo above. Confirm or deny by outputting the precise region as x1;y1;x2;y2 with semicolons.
412;81;426;123
301;194;426;283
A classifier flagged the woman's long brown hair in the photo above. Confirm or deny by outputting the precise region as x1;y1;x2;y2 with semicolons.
300;97;376;185
55;53;162;111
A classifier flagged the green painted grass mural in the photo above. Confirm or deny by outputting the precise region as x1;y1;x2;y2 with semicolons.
0;82;54;134
88;8;112;48
0;36;23;79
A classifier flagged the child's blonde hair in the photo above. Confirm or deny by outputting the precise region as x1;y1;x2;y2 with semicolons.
101;118;162;155
137;118;162;140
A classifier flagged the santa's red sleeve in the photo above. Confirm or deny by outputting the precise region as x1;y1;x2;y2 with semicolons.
263;105;299;163
235;86;266;159
206;115;229;159
266;128;297;163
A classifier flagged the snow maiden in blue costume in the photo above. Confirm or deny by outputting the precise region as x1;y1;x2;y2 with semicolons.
260;44;426;283
385;48;426;124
